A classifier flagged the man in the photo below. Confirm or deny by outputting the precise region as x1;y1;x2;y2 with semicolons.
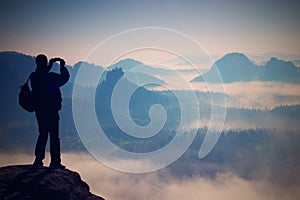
30;54;69;169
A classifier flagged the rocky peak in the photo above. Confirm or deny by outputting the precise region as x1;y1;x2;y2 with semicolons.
0;165;105;200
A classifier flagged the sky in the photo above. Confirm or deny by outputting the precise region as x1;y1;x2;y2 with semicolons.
0;0;300;66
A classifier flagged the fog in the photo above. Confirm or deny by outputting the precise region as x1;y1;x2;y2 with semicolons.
188;81;300;109
1;153;299;200
153;68;300;110
221;81;300;109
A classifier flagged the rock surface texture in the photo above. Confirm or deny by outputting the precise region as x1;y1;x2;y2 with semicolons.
0;165;105;200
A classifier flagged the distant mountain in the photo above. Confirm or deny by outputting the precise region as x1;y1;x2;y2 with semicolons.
72;61;103;86
109;58;170;75
192;52;300;83
109;58;198;75
261;57;300;82
0;51;35;82
0;52;35;124
108;58;169;85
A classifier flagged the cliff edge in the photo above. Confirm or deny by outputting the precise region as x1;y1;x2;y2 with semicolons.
0;165;105;200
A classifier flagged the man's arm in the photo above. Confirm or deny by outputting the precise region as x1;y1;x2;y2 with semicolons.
57;59;70;87
47;58;56;72
49;58;55;67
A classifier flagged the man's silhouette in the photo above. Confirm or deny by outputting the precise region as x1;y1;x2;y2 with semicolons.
30;54;69;169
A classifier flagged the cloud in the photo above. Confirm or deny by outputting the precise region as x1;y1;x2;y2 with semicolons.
222;81;300;109
1;153;299;200
156;75;300;109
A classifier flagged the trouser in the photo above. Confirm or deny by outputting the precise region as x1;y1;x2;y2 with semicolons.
35;110;61;164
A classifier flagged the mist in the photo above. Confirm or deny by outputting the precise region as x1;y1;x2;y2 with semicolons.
190;81;300;109
1;153;299;200
154;70;300;109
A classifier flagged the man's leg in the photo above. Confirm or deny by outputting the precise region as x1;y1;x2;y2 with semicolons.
34;113;48;166
49;112;62;166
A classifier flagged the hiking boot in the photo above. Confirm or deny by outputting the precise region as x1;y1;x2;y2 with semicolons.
49;163;66;170
31;160;43;169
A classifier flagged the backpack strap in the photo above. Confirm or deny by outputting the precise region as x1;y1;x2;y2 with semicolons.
25;72;33;84
22;73;33;90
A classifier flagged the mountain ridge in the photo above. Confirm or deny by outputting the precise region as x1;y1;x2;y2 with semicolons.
192;52;300;83
2;51;299;84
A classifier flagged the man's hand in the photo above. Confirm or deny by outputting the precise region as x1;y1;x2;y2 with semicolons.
49;57;66;67
50;57;61;62
49;58;56;67
49;58;55;64
59;59;65;67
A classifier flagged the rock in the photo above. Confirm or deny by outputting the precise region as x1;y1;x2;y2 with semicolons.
0;165;105;200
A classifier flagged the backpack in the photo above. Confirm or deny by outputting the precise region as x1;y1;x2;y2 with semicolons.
19;75;35;112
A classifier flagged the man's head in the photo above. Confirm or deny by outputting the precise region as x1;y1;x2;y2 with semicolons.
36;54;48;69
